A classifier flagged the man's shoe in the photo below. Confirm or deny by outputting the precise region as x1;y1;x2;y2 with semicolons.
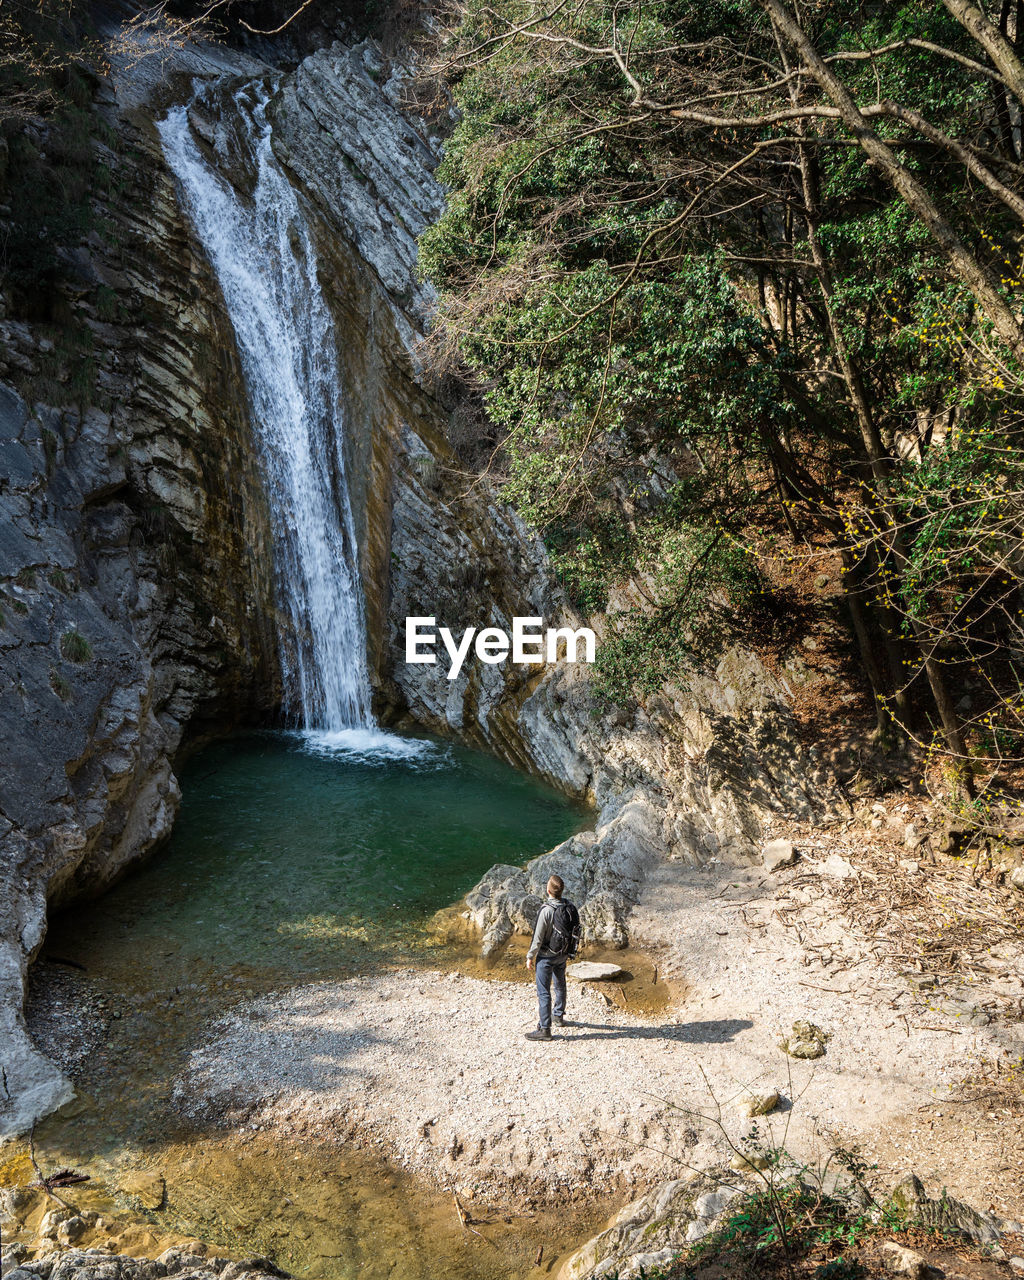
525;1027;552;1041
552;1016;567;1027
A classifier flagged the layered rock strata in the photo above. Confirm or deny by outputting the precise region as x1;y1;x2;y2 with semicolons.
0;49;282;1136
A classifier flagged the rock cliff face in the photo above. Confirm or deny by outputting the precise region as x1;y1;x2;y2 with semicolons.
0;47;282;1136
0;27;837;1139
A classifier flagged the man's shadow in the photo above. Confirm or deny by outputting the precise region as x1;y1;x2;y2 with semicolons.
562;1019;753;1044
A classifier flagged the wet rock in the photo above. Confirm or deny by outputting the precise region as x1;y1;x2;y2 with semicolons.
1;35;282;1135
779;1020;829;1059
762;839;796;871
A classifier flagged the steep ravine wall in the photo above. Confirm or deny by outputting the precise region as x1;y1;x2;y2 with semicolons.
0;47;284;1136
0;33;838;1141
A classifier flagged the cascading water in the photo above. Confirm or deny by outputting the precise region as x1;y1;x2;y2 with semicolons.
159;80;409;755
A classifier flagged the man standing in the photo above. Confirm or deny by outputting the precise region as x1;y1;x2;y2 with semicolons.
525;874;580;1041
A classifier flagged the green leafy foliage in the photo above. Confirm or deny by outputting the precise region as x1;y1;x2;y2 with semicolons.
421;0;1024;770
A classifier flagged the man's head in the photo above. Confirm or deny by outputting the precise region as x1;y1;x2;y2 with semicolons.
547;875;564;899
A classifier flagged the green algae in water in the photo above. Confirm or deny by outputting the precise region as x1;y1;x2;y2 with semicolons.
48;731;586;986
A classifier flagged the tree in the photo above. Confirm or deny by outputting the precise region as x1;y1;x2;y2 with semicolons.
420;0;1024;794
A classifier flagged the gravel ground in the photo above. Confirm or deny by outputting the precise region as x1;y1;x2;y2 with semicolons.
629;849;1024;1220
174;847;1022;1212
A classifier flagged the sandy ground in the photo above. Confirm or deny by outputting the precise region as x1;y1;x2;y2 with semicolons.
629;836;1024;1221
175;839;1024;1219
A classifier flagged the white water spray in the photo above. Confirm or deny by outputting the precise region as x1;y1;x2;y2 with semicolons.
159;80;383;747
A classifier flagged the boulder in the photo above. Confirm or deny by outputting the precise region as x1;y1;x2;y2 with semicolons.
762;839;796;872
779;1020;829;1059
558;1171;744;1280
889;1173;1016;1244
567;962;624;982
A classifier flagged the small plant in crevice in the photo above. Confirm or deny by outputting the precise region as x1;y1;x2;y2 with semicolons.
60;629;92;662
50;668;72;701
14;568;37;589
49;568;73;594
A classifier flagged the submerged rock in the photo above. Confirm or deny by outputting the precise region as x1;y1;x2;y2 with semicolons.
118;1171;166;1211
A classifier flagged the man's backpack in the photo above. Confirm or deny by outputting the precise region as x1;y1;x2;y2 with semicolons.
548;900;581;959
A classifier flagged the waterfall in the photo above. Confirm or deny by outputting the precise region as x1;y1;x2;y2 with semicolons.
159;80;383;748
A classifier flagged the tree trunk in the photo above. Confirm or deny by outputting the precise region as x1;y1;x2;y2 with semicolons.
797;139;970;780
763;0;1024;362
942;0;1024;105
841;552;902;741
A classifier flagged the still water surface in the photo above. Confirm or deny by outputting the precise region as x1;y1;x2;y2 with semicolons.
20;733;596;1280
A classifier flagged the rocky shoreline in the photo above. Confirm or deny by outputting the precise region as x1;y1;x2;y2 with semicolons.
5;814;1024;1278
